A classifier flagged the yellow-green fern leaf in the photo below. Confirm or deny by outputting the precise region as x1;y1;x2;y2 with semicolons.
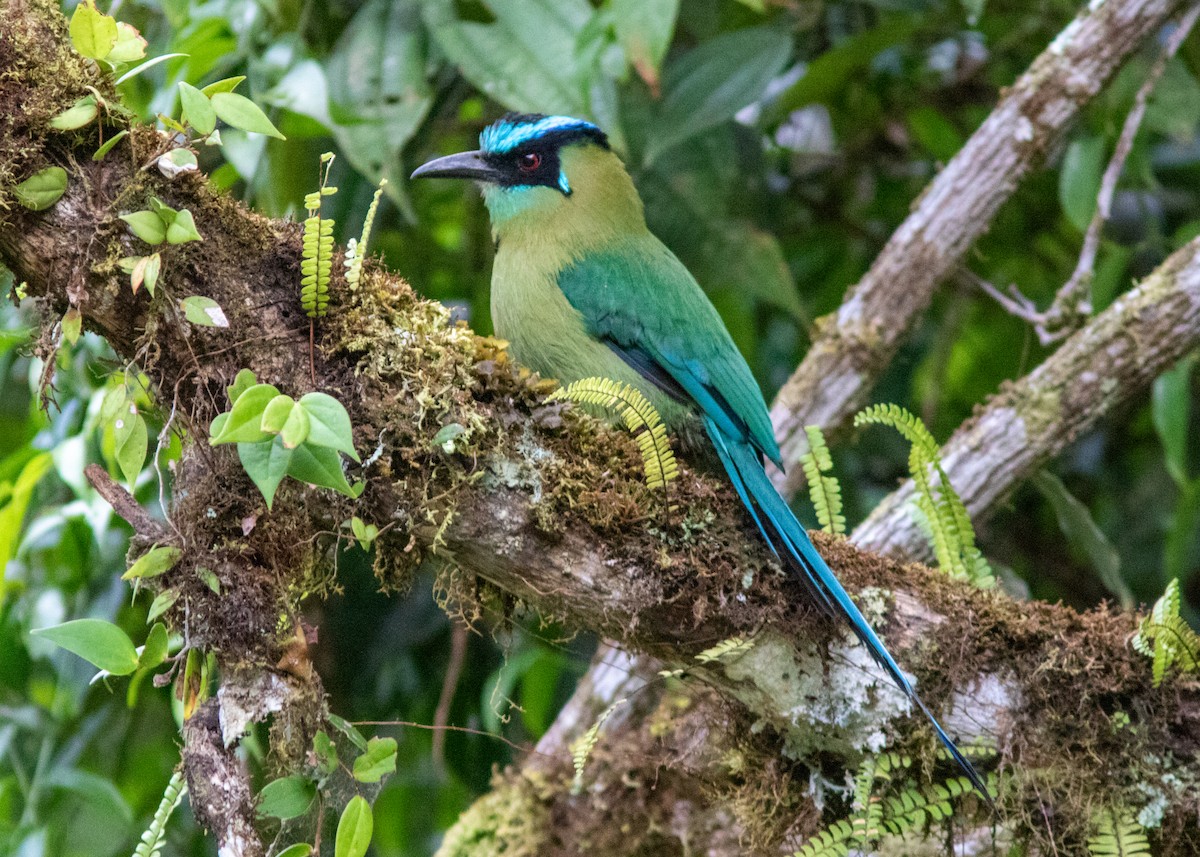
133;770;187;857
345;178;387;292
800;425;845;535
550;378;678;491
1134;579;1200;686
694;635;755;663
792;819;855;857
1087;809;1151;856
300;153;338;318
570;697;627;794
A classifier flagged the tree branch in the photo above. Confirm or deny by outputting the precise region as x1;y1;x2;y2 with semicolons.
3;0;1199;854
768;0;1187;497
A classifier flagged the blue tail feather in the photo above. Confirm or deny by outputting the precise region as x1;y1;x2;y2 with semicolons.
703;417;992;805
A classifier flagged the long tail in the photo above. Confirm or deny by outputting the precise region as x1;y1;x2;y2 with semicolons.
704;416;992;805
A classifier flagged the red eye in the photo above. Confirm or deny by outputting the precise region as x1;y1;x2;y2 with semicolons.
518;152;541;172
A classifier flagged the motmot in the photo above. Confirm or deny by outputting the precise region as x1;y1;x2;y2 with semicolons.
413;113;989;801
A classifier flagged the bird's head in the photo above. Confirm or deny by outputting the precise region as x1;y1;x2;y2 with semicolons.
412;113;643;239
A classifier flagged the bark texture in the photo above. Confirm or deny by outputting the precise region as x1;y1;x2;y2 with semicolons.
1;1;1199;856
768;0;1187;498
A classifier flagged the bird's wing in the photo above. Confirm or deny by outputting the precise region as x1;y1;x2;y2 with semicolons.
556;239;783;467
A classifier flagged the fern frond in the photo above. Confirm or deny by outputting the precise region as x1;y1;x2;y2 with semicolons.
1133;579;1200;686
855;404;940;460
1087;808;1151;856
694;635;755;663
300;153;337;318
550;377;678;490
800;425;845;535
570;697;627;794
133;770;187;857
345;178;387;292
855;404;994;588
792;819;855;857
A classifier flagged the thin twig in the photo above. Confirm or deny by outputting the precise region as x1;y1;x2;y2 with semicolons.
431;622;469;772
84;463;169;542
973;6;1200;345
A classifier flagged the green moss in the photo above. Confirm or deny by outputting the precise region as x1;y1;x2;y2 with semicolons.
434;775;549;857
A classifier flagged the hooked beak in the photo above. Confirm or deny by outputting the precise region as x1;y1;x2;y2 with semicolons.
410;150;503;183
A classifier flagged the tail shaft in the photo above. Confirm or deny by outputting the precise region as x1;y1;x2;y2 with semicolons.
704;417;992;805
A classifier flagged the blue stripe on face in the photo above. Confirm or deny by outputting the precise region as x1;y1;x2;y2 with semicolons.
480;115;601;155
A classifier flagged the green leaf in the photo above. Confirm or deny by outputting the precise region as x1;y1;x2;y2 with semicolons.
352;736;397;783
257;775;315;820
327;0;433;194
335;796;373;857
120;210;167;245
313;730;338;775
1153;355;1196;487
647;26;792;163
1034;471;1133;609
139;623;169;668
237;437;293;509
13;166;67;211
210;92;285;139
122;546;182;581
275;846;313;857
287;443;355;496
107;21;147;63
610;0;678;78
146;587;180;623
297;393;359;461
61;308;82;345
422;0;593;117
178;82;216;136
1059;134;1105;232
93;129;129;160
115;410;148;487
211;384;280;444
260;394;297;433
49;95;99;130
197;567;221;594
200;76;246;96
32;618;139;675
327;713;369;750
181;296;228;327
142;252;161;297
158;148;199;179
166;208;203;244
114;53;187;86
766;17;917;122
69;1;118;61
227;369;258;405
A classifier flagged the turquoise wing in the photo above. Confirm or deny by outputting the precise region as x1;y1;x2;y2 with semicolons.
555;238;783;467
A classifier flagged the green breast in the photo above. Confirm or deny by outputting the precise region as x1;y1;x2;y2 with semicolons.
490;245;697;436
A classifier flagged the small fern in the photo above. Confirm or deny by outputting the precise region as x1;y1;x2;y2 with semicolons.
854;404;993;588
344;178;387;291
570;697;627;794
550;377;679;490
132;770;187;857
793;752;984;857
800;425;845;535
301;152;337;319
694;635;755;664
1087;808;1151;856
793;818;856;857
1133;578;1200;687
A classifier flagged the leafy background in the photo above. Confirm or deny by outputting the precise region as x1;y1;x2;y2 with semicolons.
3;0;1200;854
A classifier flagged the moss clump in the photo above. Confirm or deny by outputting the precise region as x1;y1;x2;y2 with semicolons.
435;773;551;857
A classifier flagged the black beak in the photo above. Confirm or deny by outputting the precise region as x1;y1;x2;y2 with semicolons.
410;150;503;183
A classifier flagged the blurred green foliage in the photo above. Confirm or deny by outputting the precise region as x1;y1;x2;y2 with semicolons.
3;0;1200;854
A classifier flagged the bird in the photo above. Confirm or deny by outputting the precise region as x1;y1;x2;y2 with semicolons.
412;112;991;803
